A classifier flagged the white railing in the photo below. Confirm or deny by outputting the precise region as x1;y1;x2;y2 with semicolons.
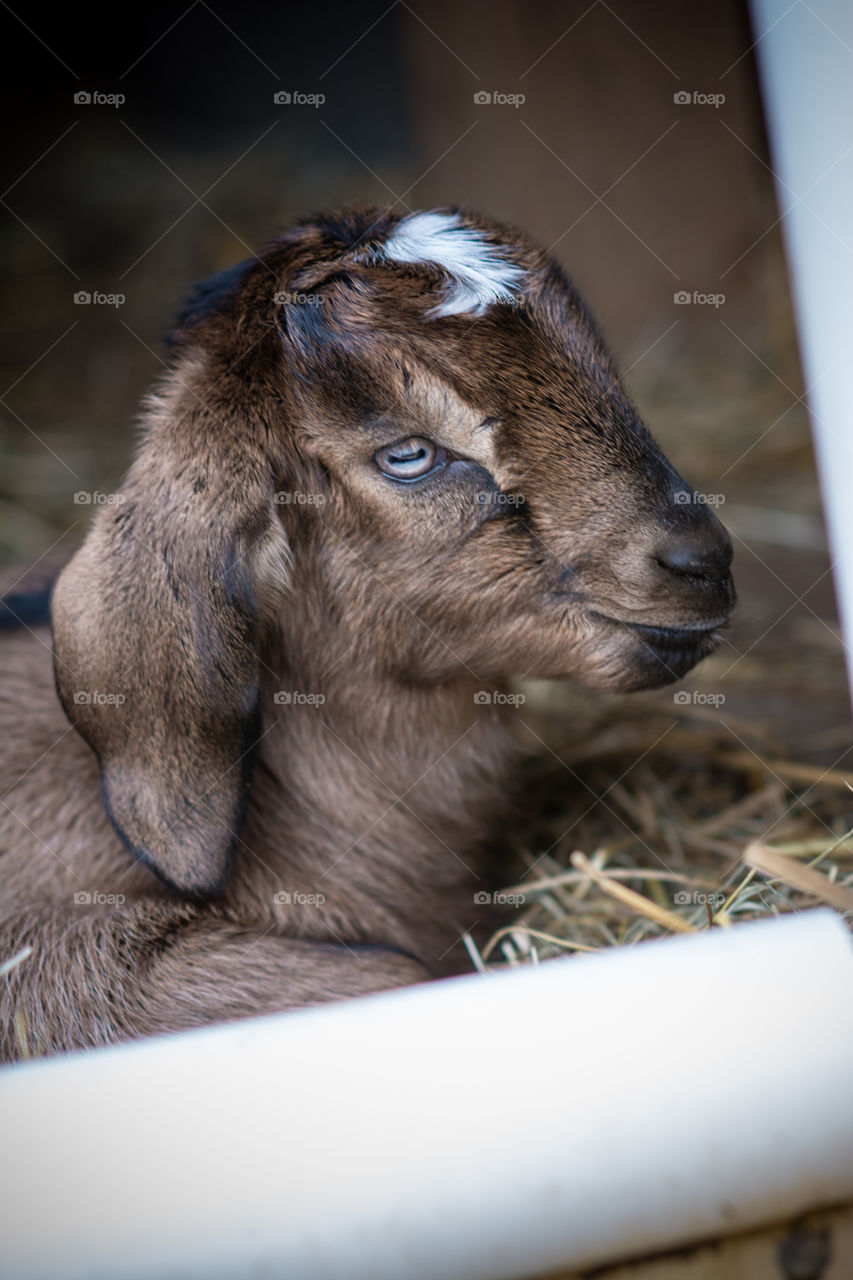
2;910;852;1279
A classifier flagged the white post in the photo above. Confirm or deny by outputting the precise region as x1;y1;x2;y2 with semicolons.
751;0;853;699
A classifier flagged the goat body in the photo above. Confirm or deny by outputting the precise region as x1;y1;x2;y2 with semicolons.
0;207;734;1059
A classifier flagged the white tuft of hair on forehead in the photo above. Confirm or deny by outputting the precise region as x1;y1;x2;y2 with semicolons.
379;211;526;318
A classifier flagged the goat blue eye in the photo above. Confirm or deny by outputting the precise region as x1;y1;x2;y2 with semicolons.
375;438;445;481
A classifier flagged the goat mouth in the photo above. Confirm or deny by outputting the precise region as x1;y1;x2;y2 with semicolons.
625;620;724;648
590;612;724;682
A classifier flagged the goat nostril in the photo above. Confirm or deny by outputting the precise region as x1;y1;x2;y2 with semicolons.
655;529;733;582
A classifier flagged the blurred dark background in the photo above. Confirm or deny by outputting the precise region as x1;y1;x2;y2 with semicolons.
1;0;847;757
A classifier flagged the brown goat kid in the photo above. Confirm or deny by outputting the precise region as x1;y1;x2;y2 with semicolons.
0;208;734;1060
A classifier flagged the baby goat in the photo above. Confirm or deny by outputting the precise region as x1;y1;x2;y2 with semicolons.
0;208;734;1060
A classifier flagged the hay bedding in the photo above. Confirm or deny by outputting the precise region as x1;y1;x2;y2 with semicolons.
476;677;853;972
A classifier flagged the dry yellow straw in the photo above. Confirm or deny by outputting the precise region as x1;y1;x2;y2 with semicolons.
481;925;599;964
570;851;695;934
722;754;853;792
503;868;720;896
744;842;853;912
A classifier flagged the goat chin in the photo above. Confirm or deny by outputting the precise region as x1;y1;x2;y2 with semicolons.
0;205;734;1060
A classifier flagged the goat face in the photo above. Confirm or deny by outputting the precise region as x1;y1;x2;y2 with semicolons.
267;209;734;692
51;207;734;896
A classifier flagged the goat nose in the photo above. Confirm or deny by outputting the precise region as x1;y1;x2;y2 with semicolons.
655;523;733;581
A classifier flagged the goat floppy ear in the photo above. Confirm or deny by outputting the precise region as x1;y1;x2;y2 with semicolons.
52;366;289;897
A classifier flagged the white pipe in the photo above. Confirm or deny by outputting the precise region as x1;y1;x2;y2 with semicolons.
750;0;853;699
1;909;852;1280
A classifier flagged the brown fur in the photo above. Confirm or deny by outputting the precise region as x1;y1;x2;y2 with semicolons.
0;207;734;1060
